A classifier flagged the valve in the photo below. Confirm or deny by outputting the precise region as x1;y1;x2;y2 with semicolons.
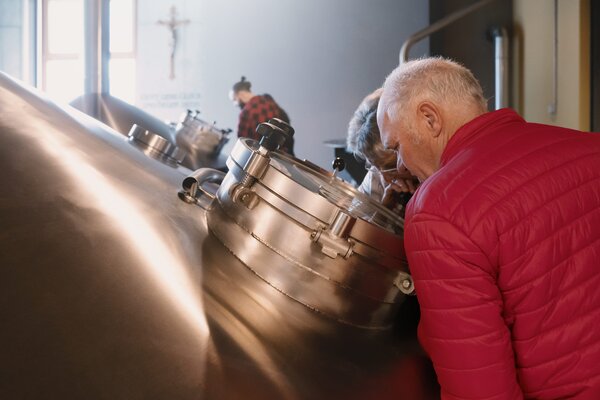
256;122;288;152
331;157;346;178
268;118;295;140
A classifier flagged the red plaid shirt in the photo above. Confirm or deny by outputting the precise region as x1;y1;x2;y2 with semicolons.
237;94;290;144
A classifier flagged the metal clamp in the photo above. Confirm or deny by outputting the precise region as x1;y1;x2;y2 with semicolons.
310;226;354;259
394;271;415;295
230;183;260;209
310;211;356;259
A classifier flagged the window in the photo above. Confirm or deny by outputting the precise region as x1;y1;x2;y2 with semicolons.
109;0;136;103
41;0;84;104
39;0;136;104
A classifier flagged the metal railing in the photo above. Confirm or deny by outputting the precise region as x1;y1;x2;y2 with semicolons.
399;0;496;64
399;0;509;110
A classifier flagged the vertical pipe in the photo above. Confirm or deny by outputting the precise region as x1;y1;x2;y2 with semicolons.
548;0;558;117
84;0;100;96
37;0;45;90
83;0;110;117
100;0;110;94
493;27;509;110
83;0;110;96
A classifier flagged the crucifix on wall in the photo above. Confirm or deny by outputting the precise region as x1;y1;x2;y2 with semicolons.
157;6;190;80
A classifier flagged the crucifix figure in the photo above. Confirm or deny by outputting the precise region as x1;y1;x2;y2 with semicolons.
157;6;190;80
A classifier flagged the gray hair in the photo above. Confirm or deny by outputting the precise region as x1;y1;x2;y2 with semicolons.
381;57;487;121
346;88;395;167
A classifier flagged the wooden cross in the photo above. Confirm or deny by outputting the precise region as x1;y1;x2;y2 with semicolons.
157;6;190;80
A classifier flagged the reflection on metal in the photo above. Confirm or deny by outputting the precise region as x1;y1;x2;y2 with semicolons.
71;95;231;171
0;71;213;397
399;0;495;64
70;92;175;141
0;71;438;399
192;136;412;328
128;124;185;167
493;27;509;109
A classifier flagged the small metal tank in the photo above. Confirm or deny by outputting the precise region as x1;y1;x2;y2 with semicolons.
174;109;231;170
0;72;438;399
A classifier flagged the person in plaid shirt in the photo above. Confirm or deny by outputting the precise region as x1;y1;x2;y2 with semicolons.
229;76;294;155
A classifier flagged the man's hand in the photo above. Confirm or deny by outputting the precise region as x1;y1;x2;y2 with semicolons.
380;164;418;208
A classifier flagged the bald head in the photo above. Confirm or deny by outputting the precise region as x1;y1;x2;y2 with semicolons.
377;57;487;181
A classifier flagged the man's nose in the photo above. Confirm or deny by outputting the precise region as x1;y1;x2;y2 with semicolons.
396;159;407;173
396;161;414;179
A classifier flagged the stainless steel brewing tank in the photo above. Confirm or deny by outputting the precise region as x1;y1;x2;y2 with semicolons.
70;94;230;171
174;109;231;170
0;72;438;399
188;136;413;328
70;91;177;142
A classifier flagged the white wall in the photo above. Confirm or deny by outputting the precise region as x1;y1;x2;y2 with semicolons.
512;0;590;131
137;0;429;169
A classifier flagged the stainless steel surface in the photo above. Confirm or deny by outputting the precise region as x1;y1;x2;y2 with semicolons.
399;0;495;64
128;123;186;167
70;92;176;142
71;95;230;171
0;72;438;399
202;138;412;328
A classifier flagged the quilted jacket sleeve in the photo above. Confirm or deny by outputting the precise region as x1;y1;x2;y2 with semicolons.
406;212;523;400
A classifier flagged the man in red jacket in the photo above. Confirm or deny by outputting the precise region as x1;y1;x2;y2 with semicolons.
377;57;600;399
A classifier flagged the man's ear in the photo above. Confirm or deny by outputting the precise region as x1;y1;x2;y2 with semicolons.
417;101;442;138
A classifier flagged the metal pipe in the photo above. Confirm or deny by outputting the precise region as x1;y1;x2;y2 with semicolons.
83;0;110;96
548;0;558;117
399;0;495;64
493;27;509;109
100;0;110;94
84;0;99;95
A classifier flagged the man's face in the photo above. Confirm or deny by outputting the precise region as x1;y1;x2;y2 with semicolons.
229;90;245;109
365;154;396;184
377;100;430;182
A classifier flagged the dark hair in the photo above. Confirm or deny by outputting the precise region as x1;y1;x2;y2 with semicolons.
232;76;252;93
346;88;395;168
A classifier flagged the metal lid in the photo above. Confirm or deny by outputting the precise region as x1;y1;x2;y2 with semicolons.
269;151;404;233
128;124;185;166
227;139;404;234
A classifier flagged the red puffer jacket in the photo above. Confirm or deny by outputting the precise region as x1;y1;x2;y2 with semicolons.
405;109;600;399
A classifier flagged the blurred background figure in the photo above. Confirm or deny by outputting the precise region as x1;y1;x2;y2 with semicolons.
229;76;294;155
346;88;417;217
